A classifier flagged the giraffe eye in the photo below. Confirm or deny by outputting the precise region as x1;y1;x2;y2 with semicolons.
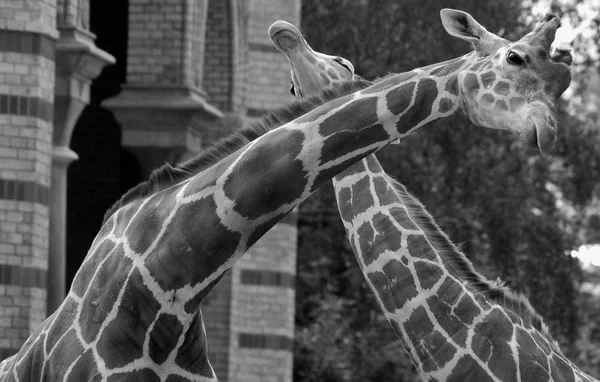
289;82;296;96
506;51;525;66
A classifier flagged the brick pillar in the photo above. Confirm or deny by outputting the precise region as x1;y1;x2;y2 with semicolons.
0;0;58;361
103;0;222;175
200;1;300;381
48;0;114;315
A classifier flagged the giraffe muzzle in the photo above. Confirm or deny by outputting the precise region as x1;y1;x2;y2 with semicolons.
269;20;303;52
522;102;558;155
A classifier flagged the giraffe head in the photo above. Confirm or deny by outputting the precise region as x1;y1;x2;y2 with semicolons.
269;20;355;99
440;9;572;154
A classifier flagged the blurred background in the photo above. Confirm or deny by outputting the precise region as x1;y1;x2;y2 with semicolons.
0;0;598;381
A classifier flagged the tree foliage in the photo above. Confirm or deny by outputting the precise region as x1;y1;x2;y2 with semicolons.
295;0;600;379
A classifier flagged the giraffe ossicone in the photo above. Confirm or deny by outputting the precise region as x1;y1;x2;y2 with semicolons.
272;11;595;382
0;8;572;381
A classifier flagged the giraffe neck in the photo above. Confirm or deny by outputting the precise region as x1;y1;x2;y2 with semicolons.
110;53;473;315
332;156;595;381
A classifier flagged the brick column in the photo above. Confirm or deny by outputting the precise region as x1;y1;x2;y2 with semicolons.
0;0;57;361
200;1;300;381
103;0;222;176
48;20;114;314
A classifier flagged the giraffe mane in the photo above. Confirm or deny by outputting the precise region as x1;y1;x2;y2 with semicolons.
103;78;373;223
385;175;561;348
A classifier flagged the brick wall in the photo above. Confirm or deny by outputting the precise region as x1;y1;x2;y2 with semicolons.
127;0;186;84
0;0;57;360
203;0;233;112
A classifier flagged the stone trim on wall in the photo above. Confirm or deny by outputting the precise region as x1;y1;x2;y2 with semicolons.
0;264;47;289
238;333;294;351
0;178;50;206
0;30;55;61
0;94;54;122
240;269;295;289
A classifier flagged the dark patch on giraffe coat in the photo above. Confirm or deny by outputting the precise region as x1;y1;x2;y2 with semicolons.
439;98;454;113
480;71;496;87
41;328;84;379
127;203;168;256
385;82;415;117
14;334;45;381
494;81;511;96
390;207;418;230
367;259;418;312
447;355;495;382
532;331;552;355
407;234;437;261
319;122;389;166
319;72;331;85
403;305;457;372
426;294;468;348
414;262;443;290
327;68;339;80
45;296;78;354
336;175;370;224
396;78;438;133
112;199;141;239
445;75;458;94
311;147;377;193
373;176;397;206
350;175;375;216
473;308;517;381
149;313;184;364
364;154;384;174
64;349;100;381
357;211;403;264
454;292;481;326
361;72;418;95
481;93;495;105
495;99;508;111
78;243;132;344
71;240;118;298
550;353;576;382
96;267;162;369
175;311;215;377
437;277;462;305
356;221;375;264
318;62;326;70
318;96;379;137
223;128;307;221
108;369;161;382
517;326;551;381
462;72;479;93
145;196;240;291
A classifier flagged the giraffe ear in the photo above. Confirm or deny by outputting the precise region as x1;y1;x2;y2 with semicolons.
440;8;498;49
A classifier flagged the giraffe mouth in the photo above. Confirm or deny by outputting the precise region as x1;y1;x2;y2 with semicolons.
522;104;558;155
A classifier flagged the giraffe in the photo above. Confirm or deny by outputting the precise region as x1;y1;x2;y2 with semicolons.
270;17;596;382
0;8;571;381
333;156;598;381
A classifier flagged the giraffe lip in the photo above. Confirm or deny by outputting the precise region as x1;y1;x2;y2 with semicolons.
525;113;557;155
